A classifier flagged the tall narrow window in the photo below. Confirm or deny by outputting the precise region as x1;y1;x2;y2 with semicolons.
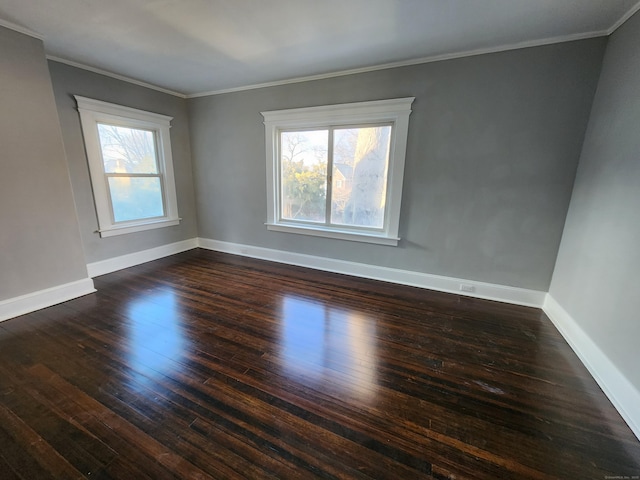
330;125;391;229
76;96;180;237
262;98;413;246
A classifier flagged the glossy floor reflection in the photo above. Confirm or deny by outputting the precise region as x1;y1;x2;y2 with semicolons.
125;289;188;388
0;249;638;479
279;295;378;401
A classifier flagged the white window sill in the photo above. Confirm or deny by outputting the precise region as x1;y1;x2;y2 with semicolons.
266;223;399;246
98;218;181;238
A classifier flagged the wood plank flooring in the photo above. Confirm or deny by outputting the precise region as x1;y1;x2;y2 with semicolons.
0;248;638;479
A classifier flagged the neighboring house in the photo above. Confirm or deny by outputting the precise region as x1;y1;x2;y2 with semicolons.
333;163;352;192
332;163;353;222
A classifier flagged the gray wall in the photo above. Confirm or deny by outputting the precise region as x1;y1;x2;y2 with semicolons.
0;27;89;301
549;12;640;389
48;61;198;264
188;39;606;291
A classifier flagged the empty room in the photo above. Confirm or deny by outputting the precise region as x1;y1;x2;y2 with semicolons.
0;1;639;478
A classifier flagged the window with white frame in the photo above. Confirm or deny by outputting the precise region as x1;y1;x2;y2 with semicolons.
262;97;414;246
75;96;180;238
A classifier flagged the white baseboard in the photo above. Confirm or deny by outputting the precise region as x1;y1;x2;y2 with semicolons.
544;294;640;441
0;278;96;322
197;238;545;308
87;238;198;277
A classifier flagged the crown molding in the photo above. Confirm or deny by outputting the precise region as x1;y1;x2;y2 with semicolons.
46;56;186;98
185;1;640;99
0;18;43;40
187;30;607;98
8;1;639;100
608;0;640;34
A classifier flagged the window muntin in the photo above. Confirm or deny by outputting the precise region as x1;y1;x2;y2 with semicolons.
97;123;166;223
75;96;180;238
279;125;392;231
330;125;391;229
107;176;164;222
262;98;413;246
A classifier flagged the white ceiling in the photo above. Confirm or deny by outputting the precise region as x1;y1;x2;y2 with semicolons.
1;0;639;97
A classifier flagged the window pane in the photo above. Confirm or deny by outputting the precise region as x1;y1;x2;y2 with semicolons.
108;177;164;222
331;126;391;228
280;130;328;222
98;124;158;174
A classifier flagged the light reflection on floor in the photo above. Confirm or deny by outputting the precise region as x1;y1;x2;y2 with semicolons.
279;295;378;401
125;290;187;386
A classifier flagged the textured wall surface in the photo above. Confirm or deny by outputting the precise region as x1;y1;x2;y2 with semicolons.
48;61;198;264
0;27;88;300
549;12;640;389
189;39;606;290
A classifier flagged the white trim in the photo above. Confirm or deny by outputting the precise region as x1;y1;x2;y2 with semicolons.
74;95;173;124
608;1;640;34
187;31;607;98
36;10;635;100
30;4;638;101
197;238;545;308
0;18;43;40
75;96;181;238
47;56;186;99
87;238;198;277
262;98;413;246
261;97;415;124
543;295;640;441
97;218;181;238
0;278;96;322
265;223;399;246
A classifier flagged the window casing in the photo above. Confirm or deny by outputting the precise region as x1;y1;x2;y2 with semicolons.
262;98;414;246
75;96;180;238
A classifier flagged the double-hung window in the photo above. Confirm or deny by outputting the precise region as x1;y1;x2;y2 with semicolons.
75;96;180;237
262;97;413;246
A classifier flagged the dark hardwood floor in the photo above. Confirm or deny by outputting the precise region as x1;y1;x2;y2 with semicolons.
0;249;638;479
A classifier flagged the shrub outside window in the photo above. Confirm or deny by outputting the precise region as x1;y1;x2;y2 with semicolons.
262;98;414;246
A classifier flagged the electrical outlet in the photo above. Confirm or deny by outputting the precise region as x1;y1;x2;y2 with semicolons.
459;284;475;293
